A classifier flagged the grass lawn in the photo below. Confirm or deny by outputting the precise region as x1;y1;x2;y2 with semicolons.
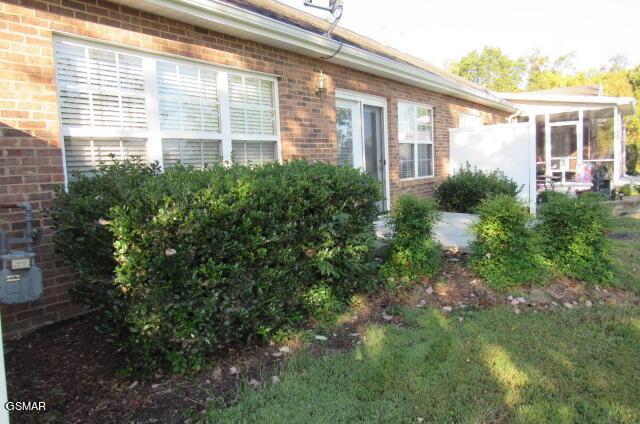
205;208;640;424
208;305;640;423
609;212;640;293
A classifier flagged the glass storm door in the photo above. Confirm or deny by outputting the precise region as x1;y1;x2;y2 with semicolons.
336;99;363;168
336;96;388;209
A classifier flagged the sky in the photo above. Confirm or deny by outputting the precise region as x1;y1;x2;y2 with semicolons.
277;0;640;71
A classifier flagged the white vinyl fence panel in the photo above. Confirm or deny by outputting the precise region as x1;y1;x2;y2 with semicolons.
449;123;536;211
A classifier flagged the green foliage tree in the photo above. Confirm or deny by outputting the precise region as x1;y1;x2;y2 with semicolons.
448;47;526;92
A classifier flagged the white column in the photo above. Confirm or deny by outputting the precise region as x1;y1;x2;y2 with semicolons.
0;316;9;424
528;115;537;212
613;106;621;185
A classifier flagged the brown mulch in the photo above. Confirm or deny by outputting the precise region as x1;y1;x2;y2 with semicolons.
5;254;640;424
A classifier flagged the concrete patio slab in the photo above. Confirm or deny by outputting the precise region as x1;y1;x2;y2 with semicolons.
375;211;478;253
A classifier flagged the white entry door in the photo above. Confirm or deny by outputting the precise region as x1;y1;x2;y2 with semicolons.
336;90;389;210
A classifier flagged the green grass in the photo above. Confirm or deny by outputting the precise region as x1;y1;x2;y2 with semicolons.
208;306;640;423
609;212;640;293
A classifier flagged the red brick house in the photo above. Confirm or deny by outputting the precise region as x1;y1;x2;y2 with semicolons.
0;0;517;337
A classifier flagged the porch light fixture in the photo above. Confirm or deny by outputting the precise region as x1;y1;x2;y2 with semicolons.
316;70;327;95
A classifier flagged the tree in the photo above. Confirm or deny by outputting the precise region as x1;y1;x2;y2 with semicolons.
448;47;526;92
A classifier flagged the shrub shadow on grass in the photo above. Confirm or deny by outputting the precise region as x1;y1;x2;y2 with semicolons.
209;306;640;423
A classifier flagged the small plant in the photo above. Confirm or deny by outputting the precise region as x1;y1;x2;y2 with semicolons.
537;192;613;283
434;163;521;213
470;195;549;289
616;184;640;197
626;144;639;175
380;194;441;285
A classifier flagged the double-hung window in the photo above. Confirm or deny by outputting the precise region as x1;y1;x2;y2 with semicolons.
398;101;434;179
53;37;280;181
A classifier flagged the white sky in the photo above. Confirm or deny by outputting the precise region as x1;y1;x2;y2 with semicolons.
277;0;640;71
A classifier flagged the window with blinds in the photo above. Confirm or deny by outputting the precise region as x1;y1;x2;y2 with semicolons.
156;61;220;132
55;41;147;129
398;101;434;178
54;37;280;182
162;139;221;169
229;75;276;136
64;137;147;177
232;141;277;166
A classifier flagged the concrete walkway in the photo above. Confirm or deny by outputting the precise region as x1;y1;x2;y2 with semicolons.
375;212;478;253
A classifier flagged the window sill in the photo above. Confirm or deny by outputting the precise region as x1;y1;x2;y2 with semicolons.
399;175;435;182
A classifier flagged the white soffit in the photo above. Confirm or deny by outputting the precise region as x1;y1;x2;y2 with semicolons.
501;93;636;115
107;0;518;112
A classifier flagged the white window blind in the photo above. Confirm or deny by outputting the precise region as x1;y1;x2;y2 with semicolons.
229;75;276;135
156;62;220;132
55;41;147;129
232;141;277;166
63;137;147;177
398;101;434;178
162;139;221;169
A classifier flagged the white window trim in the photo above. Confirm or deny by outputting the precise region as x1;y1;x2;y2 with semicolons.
53;35;281;185
397;100;435;180
459;112;483;128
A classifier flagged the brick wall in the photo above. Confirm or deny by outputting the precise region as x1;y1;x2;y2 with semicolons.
0;0;509;338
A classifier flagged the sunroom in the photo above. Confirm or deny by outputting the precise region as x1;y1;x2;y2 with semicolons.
501;87;636;192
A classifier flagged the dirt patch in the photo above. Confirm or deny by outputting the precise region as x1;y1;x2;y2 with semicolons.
6;255;639;423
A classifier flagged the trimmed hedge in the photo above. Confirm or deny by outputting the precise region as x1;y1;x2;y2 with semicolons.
380;194;441;285
537;192;613;283
49;159;160;303
434;163;521;213
103;160;382;373
470;195;549;289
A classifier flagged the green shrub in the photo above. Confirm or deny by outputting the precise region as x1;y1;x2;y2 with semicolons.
470;195;549;289
537;193;613;283
577;191;608;202
616;184;640;197
434;163;521;213
380;194;441;285
537;189;569;204
104;160;382;373
49;158;160;303
626;144;639;175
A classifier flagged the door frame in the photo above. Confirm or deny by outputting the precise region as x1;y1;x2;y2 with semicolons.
546;119;580;183
335;89;390;211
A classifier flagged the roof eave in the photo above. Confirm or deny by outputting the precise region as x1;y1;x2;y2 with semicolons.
107;0;518;112
499;93;636;115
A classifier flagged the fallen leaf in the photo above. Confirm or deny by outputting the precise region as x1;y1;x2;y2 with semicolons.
272;351;282;358
128;381;139;390
279;346;291;353
249;378;260;389
426;286;434;295
165;248;177;256
442;306;452;313
382;314;393;321
229;366;239;375
271;376;281;385
315;335;327;341
349;333;360;337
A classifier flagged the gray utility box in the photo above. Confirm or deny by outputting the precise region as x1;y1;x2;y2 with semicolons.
0;202;43;304
1;252;42;304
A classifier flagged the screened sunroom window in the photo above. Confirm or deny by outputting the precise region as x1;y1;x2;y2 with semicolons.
398;102;434;179
54;37;280;180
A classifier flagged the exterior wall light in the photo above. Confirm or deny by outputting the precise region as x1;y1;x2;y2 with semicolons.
316;70;327;95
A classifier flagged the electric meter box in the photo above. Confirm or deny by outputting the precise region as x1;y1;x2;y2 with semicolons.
0;251;42;304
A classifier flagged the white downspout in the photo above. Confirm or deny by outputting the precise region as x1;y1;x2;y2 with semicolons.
0;316;9;424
